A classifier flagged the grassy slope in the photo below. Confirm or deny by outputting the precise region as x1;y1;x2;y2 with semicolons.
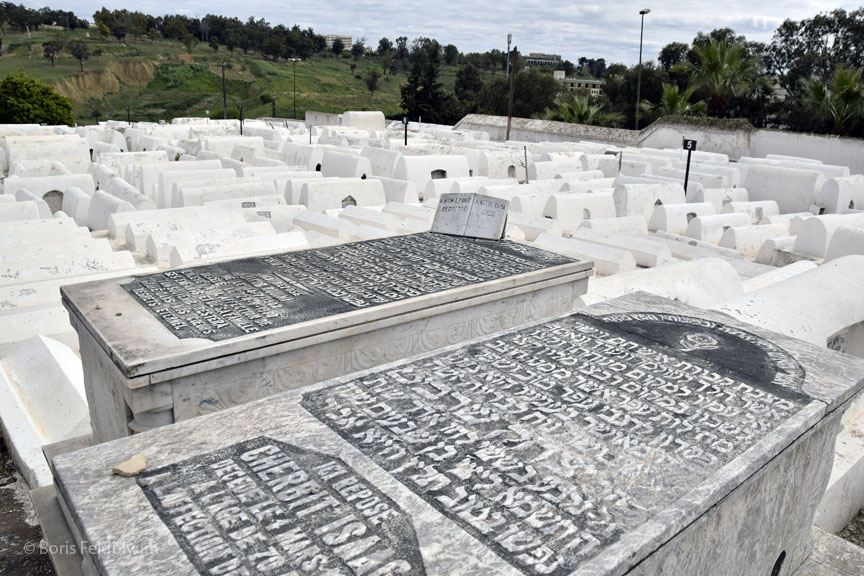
0;28;461;124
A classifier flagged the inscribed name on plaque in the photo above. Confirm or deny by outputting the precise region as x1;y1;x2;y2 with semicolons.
137;437;426;576
431;193;508;240
302;312;808;576
122;232;574;341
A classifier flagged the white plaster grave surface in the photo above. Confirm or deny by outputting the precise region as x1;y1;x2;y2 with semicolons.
689;187;749;211
648;202;716;234
145;221;277;266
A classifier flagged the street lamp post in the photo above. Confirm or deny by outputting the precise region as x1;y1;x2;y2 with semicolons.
290;58;301;120
221;61;227;120
635;8;650;131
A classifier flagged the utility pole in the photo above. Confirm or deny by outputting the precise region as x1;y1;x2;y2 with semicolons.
505;33;512;77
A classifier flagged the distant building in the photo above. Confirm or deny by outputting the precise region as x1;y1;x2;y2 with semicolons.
324;35;353;49
554;70;604;96
525;53;562;66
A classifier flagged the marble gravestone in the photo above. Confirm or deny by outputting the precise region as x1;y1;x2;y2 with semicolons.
431;193;509;240
61;232;593;443
50;294;864;576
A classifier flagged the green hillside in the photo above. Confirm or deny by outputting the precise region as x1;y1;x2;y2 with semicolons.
0;29;460;124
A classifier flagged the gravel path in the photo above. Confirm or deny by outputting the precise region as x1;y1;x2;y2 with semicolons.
839;507;864;550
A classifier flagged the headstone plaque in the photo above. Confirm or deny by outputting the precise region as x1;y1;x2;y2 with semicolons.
431;193;509;240
50;294;864;576
122;232;571;342
137;437;426;575
301;311;811;574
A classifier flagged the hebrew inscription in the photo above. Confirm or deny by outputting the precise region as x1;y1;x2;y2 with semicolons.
123;232;575;341
137;437;426;576
302;313;808;576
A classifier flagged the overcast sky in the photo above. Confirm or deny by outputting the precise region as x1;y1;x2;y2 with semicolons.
24;1;864;64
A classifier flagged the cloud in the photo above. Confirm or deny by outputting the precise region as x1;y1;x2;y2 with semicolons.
26;0;863;65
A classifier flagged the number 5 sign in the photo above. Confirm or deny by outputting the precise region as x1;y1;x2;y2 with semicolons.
682;138;697;194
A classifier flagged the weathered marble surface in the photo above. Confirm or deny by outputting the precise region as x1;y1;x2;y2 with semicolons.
51;294;864;576
62;233;592;441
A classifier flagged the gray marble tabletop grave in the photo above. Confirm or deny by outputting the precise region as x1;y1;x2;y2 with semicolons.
52;295;860;576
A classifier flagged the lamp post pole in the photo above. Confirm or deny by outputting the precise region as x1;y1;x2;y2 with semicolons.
635;8;650;131
290;58;300;120
221;61;227;120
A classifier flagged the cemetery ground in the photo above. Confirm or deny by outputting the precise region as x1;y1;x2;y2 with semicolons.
0;435;53;576
0;28;462;125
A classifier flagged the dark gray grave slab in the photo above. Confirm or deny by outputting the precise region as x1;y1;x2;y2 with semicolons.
51;294;864;576
61;233;592;443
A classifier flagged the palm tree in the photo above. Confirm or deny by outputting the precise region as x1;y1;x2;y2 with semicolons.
674;40;763;117
803;66;864;136
641;83;706;120
547;95;625;127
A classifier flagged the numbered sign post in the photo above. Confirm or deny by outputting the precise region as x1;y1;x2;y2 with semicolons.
682;138;697;194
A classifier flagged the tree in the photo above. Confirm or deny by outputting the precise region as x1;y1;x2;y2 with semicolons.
675;40;764;116
377;37;392;55
351;38;365;62
68;40;89;72
659;42;690;70
209;36;220;52
263;34;283;60
477;68;560;119
803;66;864;135
381;51;394;75
132;13;147;41
365;69;381;97
182;33;197;54
641;83;706;119
96;20;110;40
444;44;459;65
401;41;447;122
395;36;408;59
0;71;74;125
42;41;60;67
601;62;664;128
162;18;187;42
547;95;625;127
455;62;483;101
331;38;344;56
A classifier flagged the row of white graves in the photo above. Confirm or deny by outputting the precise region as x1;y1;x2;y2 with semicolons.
2;115;864;573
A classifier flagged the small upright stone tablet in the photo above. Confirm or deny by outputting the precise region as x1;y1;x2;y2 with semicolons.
431;193;508;240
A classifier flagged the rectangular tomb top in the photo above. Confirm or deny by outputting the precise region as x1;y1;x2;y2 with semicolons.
60;232;591;378
51;294;864;576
